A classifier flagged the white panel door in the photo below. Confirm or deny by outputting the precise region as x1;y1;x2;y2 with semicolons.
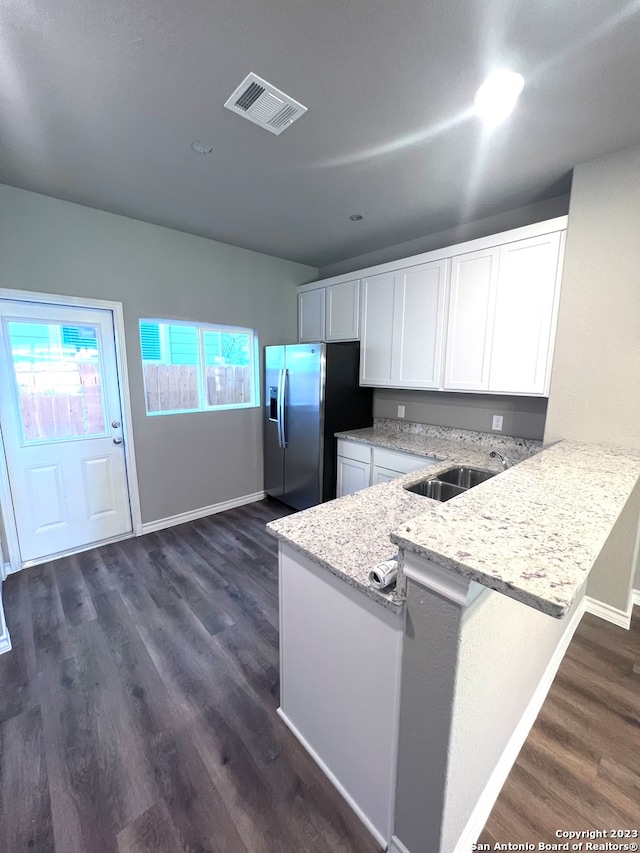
488;233;562;395
444;248;500;391
336;456;371;497
298;289;325;342
326;280;360;341
0;301;132;562
395;260;448;388
360;273;396;386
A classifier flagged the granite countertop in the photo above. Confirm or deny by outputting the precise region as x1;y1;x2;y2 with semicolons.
391;439;640;617
267;423;640;618
267;427;530;611
335;422;540;463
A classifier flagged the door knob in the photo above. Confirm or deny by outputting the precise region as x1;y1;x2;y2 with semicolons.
111;420;121;428
113;437;123;445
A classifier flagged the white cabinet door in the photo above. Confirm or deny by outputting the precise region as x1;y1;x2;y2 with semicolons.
298;289;325;343
395;260;448;389
326;280;360;341
372;465;402;485
444;248;500;391
336;456;371;497
360;273;396;386
488;233;562;395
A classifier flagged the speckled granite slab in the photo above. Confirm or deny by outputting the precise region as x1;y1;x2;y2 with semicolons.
266;437;517;610
266;478;433;611
336;423;538;466
391;440;640;618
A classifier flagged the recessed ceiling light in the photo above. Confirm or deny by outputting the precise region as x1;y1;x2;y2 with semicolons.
474;70;524;127
191;140;213;154
349;214;363;221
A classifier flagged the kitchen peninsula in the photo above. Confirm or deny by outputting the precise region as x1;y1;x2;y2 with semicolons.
267;422;640;853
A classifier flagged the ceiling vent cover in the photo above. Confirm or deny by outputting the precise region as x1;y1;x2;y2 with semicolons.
224;73;308;136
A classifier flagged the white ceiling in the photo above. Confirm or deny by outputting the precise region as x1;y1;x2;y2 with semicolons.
1;0;639;267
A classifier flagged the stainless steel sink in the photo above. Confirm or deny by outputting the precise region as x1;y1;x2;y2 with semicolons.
404;480;466;501
404;466;498;502
436;467;496;488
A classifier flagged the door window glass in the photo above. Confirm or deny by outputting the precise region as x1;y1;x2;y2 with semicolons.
7;321;107;441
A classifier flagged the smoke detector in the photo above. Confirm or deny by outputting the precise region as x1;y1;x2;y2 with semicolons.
224;73;308;136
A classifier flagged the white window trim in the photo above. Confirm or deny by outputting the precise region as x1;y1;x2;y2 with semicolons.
139;318;260;416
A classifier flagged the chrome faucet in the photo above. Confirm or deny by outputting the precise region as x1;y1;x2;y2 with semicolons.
489;450;512;470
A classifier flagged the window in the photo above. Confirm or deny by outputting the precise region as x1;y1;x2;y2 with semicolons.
139;320;258;415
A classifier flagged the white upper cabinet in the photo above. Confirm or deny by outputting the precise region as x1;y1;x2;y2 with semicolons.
443;232;563;395
488;232;563;395
299;216;566;396
326;280;360;341
360;272;396;385
298;279;360;342
298;288;325;343
360;260;447;389
444;248;500;391
395;261;447;389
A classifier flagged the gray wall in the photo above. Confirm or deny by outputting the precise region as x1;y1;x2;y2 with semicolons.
0;185;316;534
318;195;570;279
544;144;640;603
374;390;546;440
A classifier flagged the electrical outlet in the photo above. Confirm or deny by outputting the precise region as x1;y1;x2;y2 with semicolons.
492;415;504;431
397;404;406;419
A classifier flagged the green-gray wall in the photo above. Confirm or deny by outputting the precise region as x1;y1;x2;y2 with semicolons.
544;144;640;605
0;184;316;540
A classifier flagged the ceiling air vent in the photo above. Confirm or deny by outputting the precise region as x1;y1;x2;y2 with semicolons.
224;73;307;136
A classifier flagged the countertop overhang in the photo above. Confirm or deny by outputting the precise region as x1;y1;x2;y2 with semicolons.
392;439;640;617
267;429;640;618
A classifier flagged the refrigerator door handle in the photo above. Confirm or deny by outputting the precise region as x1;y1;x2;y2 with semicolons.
279;368;288;448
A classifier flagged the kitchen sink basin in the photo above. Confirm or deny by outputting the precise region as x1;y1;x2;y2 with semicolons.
436;467;496;488
404;466;498;502
404;480;466;501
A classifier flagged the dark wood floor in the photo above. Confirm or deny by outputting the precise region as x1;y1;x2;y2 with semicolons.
479;606;640;846
0;501;380;853
1;503;639;852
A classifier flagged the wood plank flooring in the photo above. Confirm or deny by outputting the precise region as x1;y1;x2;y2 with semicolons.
0;501;380;853
479;607;640;847
1;501;638;852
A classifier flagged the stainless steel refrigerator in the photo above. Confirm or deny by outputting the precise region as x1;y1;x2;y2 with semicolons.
264;342;372;510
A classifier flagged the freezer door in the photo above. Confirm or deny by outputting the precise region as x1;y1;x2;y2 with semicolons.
264;346;285;500
283;344;323;510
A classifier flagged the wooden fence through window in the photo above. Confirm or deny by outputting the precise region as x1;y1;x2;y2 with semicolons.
143;363;252;412
13;361;252;442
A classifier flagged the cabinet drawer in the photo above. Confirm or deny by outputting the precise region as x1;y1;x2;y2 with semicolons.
373;447;438;474
337;439;372;464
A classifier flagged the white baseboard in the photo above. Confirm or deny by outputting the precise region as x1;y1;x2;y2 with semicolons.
140;491;266;535
584;595;632;630
449;595;587;853
633;589;640;607
276;708;387;851
0;586;12;655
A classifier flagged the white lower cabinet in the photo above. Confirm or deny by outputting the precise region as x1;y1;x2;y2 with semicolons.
336;440;371;497
337;456;371;496
336;440;438;497
371;465;400;485
278;542;403;846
